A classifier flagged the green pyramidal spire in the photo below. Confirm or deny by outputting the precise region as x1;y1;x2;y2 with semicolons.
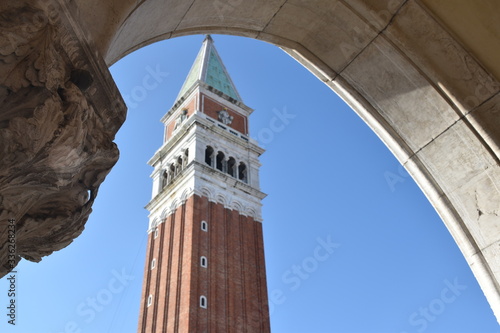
176;35;242;102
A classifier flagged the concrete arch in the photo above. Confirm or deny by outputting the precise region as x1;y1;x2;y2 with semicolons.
0;0;498;323
84;0;500;318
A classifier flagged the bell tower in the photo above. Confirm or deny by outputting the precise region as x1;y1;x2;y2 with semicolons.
137;35;270;332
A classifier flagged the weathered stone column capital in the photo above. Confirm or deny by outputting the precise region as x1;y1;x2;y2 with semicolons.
0;0;126;277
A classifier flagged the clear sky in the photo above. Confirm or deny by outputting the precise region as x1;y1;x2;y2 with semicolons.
1;35;499;333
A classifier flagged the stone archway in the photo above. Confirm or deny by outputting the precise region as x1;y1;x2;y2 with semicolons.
0;0;499;323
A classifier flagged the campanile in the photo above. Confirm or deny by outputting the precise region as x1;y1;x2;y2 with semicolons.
137;35;270;332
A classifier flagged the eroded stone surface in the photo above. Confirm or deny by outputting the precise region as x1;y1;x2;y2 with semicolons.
467;92;500;159
418;121;497;195
343;0;406;31
385;1;499;114
341;34;459;152
446;167;500;249
0;0;125;277
264;0;378;73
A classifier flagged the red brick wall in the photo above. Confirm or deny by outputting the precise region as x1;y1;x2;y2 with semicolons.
201;94;248;134
164;93;249;141
138;194;269;332
165;98;197;140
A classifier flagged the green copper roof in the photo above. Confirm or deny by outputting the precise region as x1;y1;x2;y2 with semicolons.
176;35;242;102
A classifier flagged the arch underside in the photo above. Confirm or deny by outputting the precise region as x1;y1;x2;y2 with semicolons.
0;0;499;323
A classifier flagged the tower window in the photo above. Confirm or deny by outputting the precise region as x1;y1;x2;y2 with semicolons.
238;162;248;183
216;151;225;172
169;163;175;177
176;156;183;175
227;157;236;177
151;258;156;270
147;295;153;307
154;228;159;238
183;149;189;168
200;256;207;268
162;170;169;188
201;221;208;232
200;296;207;309
205;146;214;166
168;164;176;183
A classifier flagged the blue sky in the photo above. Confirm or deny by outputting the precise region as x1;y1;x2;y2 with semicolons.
1;35;499;333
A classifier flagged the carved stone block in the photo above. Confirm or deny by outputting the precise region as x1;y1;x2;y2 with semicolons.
0;0;126;277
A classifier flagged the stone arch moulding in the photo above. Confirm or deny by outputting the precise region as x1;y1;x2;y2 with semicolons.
85;0;500;322
148;218;160;234
0;0;498;324
231;200;243;213
200;186;215;202
216;193;228;207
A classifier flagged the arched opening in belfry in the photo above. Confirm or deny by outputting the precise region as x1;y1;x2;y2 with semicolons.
176;156;183;174
227;157;236;177
205;146;214;167
162;170;168;188
216;151;225;172
238;162;247;183
183;149;189;168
